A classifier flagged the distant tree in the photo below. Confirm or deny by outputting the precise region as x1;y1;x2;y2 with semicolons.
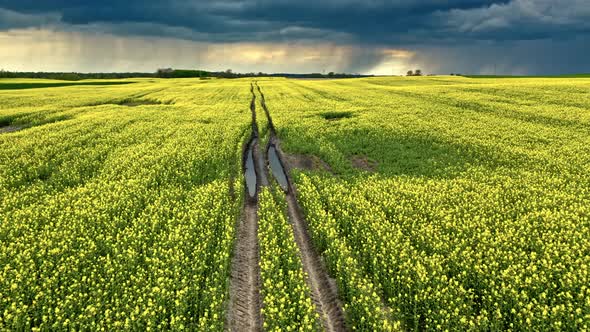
157;68;174;78
415;69;422;76
225;69;233;74
328;72;335;77
407;70;414;76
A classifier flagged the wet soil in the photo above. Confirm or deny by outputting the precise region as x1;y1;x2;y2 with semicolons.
267;144;289;192
244;140;257;199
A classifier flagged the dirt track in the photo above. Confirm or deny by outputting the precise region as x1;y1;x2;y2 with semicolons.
227;87;265;332
227;203;262;331
256;83;348;331
285;189;348;331
228;83;348;331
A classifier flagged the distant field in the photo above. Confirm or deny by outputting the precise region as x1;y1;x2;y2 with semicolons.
465;73;590;78
1;76;589;331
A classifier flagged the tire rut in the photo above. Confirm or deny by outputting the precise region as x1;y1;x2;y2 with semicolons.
255;83;349;332
227;84;267;332
227;202;261;332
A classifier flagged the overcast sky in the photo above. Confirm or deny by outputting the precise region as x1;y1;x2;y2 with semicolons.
0;0;589;75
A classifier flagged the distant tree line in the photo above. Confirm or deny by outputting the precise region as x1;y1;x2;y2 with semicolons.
0;68;374;81
157;69;372;79
272;72;372;79
0;70;154;81
156;68;210;78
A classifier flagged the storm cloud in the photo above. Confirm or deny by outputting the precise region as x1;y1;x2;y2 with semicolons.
0;0;588;74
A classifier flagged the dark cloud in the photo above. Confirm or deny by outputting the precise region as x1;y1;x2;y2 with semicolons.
0;8;59;29
0;0;589;74
2;0;588;43
413;35;590;75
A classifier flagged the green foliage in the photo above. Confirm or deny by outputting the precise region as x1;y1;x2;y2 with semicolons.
319;111;353;120
260;76;590;330
156;69;210;79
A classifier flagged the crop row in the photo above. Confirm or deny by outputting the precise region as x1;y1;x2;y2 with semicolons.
257;187;319;331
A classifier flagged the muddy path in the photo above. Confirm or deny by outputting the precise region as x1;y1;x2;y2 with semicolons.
0;125;22;134
227;84;267;332
255;83;348;332
228;202;261;332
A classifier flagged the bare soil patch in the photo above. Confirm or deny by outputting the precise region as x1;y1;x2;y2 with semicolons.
283;153;332;173
351;155;377;172
0;125;22;134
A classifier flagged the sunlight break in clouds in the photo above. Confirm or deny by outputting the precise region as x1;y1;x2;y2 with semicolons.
0;28;416;75
366;49;418;76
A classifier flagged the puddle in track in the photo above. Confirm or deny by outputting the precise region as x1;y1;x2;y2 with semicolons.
268;144;289;192
228;86;264;331
245;139;258;199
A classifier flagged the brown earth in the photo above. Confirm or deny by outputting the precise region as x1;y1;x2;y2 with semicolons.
227;203;262;332
0;126;22;134
283;153;333;173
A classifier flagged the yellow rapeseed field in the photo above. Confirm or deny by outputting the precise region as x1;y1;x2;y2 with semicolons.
1;76;589;330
